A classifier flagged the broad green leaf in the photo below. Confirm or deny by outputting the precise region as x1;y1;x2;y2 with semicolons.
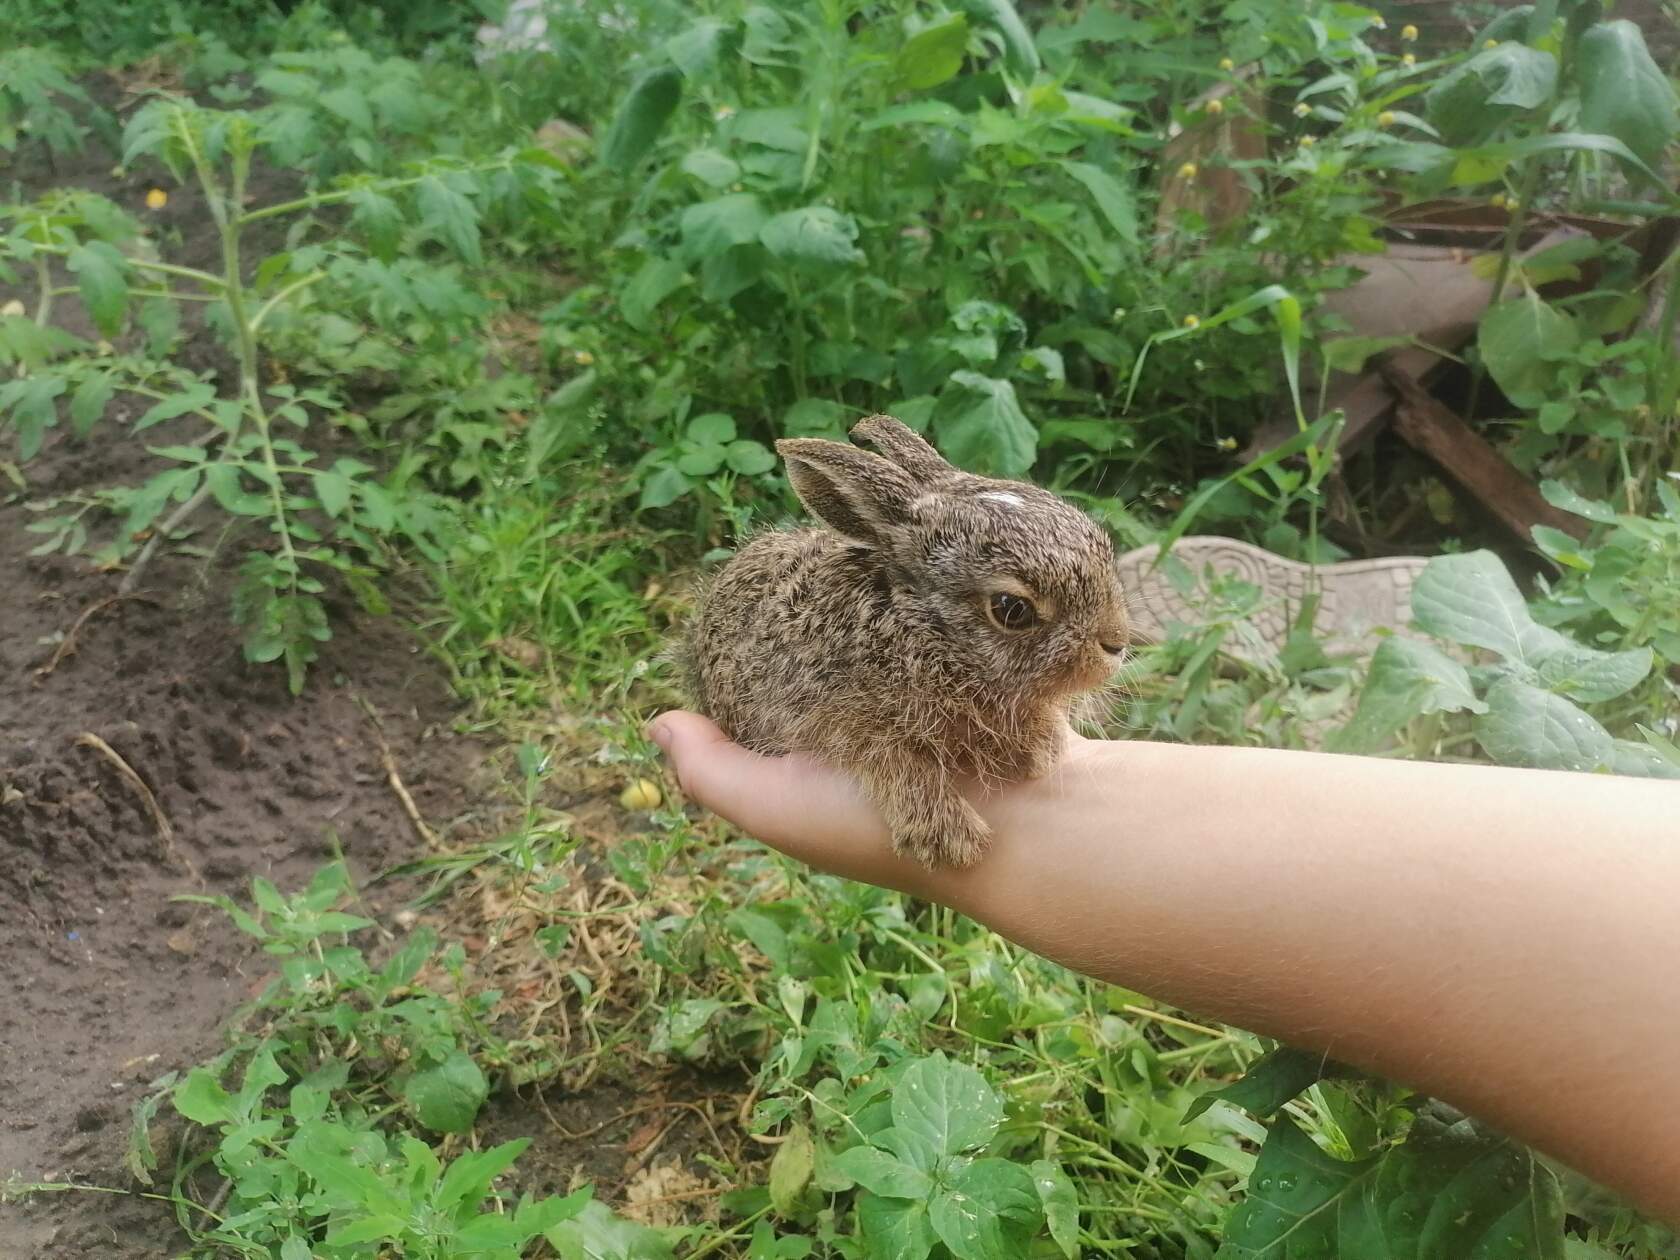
312;469;353;518
1534;642;1652;703
1425;43;1557;145
858;1191;938;1260
831;1145;933;1199
1538;480;1618;525
326;1215;406;1245
1410;550;1557;666
173;1068;233;1126
1605;738;1680;780
688;412;736;444
435;1138;531;1214
417;176;481;266
1063;161;1137;245
600;64;682;172
759;206;864;268
638;466;692;511
1183;1047;1341;1124
783;397;849;439
1478;295;1578;409
1330;637;1485;754
621;257;689;332
1030;1160;1079;1259
1576;20;1679;172
680;148;740;188
769;1124;814;1214
890;1054;1003;1166
964;0;1040;78
547;1199;676;1260
892;15;969;91
318;85;373;133
861;101;968;132
403;1050;488;1134
934;372;1036;477
725;439;776;476
681;193;768;262
135;383;217;431
347;187;403;258
1217;1114;1564;1259
0;374;66;460
67;241;128;337
930;1157;1040;1260
1474;678;1613;772
665;18;730;78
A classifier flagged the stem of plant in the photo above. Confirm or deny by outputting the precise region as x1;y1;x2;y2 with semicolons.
1465;158;1541;417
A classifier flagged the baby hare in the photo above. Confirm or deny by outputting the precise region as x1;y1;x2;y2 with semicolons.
682;414;1129;868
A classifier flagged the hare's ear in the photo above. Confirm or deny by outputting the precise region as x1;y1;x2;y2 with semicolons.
849;414;952;481
776;438;916;545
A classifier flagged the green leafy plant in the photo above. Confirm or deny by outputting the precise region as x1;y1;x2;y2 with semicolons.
1333;549;1675;776
0;44;99;160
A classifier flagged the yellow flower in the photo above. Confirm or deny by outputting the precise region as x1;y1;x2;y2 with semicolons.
1300;135;1317;147
1483;38;1499;49
1401;23;1419;41
574;350;595;366
1182;314;1201;329
1218;56;1236;71
1205;98;1224;115
1371;15;1387;29
1216;435;1238;451
1293;102;1311;118
1;299;25;318
1401;52;1416;66
1489;192;1508;209
1377;111;1397;127
145;188;168;209
1178;161;1198;179
619;779;663;811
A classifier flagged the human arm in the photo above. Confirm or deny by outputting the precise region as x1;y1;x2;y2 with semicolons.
648;711;1680;1223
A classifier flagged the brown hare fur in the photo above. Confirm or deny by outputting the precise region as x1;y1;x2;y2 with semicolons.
681;414;1129;868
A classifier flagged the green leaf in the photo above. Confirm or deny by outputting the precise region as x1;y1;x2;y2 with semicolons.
769;1124;814;1214
1063;162;1137;245
638;465;693;511
135;383;216;431
67;241;129;337
1424;43;1557;145
759;206;864;268
1605;738;1680;780
725;439;776;475
832;1145;933;1199
782;397;849;439
173;1068;233;1126
934;372;1036;477
1183;1047;1341;1124
621;257;689;333
600;64;682;172
0;374;66;461
435;1138;531;1214
1478;294;1578;409
547;1199;676;1260
681;193;768;262
963;0;1040;78
666;18;730;78
930;1157;1040;1260
687;412;736;444
1534;642;1653;703
1410;550;1556;666
1330;638;1486;754
1030;1160;1079;1259
680;148;740;188
403;1050;488;1134
69;374;114;438
417;177;481;266
1216;1114;1564;1259
1474;678;1614;772
890;1054;1003;1166
861;101;968;132
1576;20;1679;173
858;1192;937;1260
319;85;373;133
1538;480;1617;525
312;469;353;518
892;15;970;91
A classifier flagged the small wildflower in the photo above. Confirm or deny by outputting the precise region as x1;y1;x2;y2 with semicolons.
145;188;168;209
1489;192;1508;209
1377;110;1397;127
1205;98;1224;115
1483;38;1499;49
1;299;24;318
1110;307;1128;322
1219;56;1236;71
1300;134;1317;147
1182;314;1201;329
1178;161;1198;179
1293;101;1311;118
574;350;595;366
714;105;735;121
1505;197;1519;212
619;779;663;811
1371;15;1387;29
96;340;114;356
1401;23;1419;41
1216;435;1238;451
1401;52;1416;66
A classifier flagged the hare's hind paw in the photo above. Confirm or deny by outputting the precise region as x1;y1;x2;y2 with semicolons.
891;799;991;869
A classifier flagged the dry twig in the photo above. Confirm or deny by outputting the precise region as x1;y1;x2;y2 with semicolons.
35;593;159;679
74;732;197;882
354;694;443;851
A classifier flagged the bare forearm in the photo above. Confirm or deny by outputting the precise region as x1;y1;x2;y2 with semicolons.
958;741;1680;1219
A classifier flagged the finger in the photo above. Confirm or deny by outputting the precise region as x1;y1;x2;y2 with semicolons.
647;711;926;889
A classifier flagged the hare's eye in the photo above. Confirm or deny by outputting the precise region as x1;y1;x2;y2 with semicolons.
988;592;1038;630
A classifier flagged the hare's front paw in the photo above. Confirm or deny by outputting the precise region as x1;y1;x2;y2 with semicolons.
891;796;991;869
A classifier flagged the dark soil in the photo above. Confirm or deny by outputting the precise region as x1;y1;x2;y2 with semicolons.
0;76;482;1257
